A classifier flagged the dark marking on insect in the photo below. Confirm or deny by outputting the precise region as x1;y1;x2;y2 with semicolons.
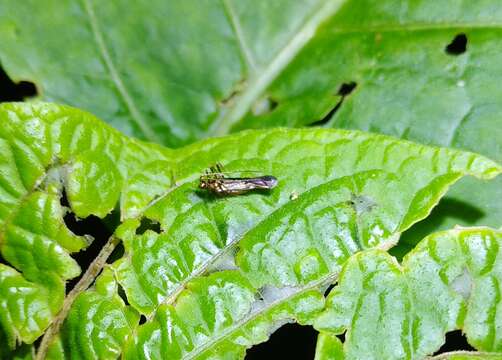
199;163;278;196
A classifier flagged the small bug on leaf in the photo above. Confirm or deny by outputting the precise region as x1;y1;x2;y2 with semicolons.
199;163;278;196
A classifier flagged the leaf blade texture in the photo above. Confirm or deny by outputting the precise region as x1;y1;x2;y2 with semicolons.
0;0;347;147
0;102;500;358
316;227;502;359
2;0;501;251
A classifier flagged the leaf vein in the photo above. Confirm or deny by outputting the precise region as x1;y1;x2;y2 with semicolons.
183;272;336;360
221;0;257;72
209;0;348;136
332;22;502;35
81;0;161;143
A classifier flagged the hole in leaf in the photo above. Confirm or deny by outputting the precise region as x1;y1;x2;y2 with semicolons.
395;197;484;260
433;330;475;355
268;98;279;111
310;102;343;127
107;242;125;264
139;315;147;325
251;97;279;116
117;282;130;306
445;33;467;55
324;283;336;297
245;323;317;359
61;190;121;293
219;78;246;106
337;81;357;96
337;331;346;343
310;82;357;126
0;251;8;266
136;217;162;235
33;337;43;353
0;65;38;102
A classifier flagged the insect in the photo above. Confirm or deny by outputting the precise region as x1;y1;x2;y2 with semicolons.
199;163;278;196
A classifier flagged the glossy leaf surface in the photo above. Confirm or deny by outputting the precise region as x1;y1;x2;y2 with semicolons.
0;102;169;352
0;103;500;358
0;0;346;147
316;227;502;359
2;1;500;253
229;1;502;253
46;269;138;360
114;125;499;313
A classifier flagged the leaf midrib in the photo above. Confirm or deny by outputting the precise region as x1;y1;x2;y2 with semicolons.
184;233;398;360
81;0;161;143
182;272;337;360
330;21;502;34
221;0;257;73
209;0;348;137
142;167;364;319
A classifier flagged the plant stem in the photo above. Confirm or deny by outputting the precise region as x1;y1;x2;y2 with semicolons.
35;235;120;360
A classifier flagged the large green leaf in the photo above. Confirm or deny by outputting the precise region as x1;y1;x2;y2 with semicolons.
315;227;502;360
228;0;502;253
0;102;169;354
430;353;502;360
0;0;347;147
3;0;499;250
1;103;497;358
233;1;502;132
6;1;502;150
45;269;138;360
114;124;498;316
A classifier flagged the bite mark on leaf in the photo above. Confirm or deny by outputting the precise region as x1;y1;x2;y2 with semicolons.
445;33;468;55
135;217;162;235
310;81;357;126
434;330;475;355
252;96;279;116
0;65;38;102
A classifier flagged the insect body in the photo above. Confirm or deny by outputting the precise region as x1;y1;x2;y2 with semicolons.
199;163;278;196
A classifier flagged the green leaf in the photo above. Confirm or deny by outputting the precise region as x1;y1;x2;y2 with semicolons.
0;263;52;346
124;270;325;359
0;189;86;346
236;1;502;131
113;126;499;315
430;352;502;360
2;1;501;260
315;227;502;359
0;102;169;351
314;332;345;360
0;0;347;147
224;0;502;253
315;336;502;360
46;269;138;360
0;102;500;358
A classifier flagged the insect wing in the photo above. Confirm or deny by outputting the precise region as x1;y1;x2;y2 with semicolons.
219;176;278;194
